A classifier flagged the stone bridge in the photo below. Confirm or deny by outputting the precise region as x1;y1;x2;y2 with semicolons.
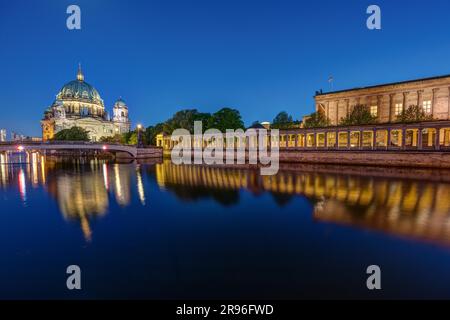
0;142;162;159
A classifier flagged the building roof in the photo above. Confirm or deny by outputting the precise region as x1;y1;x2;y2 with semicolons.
248;122;266;129
56;65;104;106
315;74;450;97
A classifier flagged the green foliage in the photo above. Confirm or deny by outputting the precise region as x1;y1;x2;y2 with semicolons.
339;104;377;126
128;132;138;145
99;134;126;143
53;126;90;141
142;107;243;145
122;131;134;144
272;111;295;129
145;123;165;145
208;108;244;132
163;109;205;133
193;112;214;132
303;111;330;129
396;105;434;123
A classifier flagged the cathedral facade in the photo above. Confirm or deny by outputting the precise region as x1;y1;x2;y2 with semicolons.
41;65;131;141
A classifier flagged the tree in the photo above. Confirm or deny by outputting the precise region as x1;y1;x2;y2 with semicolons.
209;107;244;132
163;109;203;133
128;132;138;145
122;131;134;144
100;134;125;143
193;112;213;132
339;104;377;126
303;111;330;128
145;123;165;145
396;105;433;123
272;111;294;129
53;126;90;141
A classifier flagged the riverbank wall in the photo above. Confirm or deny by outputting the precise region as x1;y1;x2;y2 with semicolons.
163;149;450;169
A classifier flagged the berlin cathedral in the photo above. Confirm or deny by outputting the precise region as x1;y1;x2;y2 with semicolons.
41;65;131;141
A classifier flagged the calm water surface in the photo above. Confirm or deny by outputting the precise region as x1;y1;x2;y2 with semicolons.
1;157;450;299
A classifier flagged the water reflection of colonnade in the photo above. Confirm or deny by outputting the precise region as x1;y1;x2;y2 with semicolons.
155;161;450;245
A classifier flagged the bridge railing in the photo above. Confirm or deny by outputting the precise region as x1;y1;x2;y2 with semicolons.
0;141;131;146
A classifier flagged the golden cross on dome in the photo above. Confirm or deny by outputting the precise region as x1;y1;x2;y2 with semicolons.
77;63;84;82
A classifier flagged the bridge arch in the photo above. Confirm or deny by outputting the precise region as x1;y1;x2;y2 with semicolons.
0;143;138;158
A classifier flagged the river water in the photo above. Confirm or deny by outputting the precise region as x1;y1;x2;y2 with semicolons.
1;157;450;299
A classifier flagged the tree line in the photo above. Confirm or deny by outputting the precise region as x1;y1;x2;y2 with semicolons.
51;105;435;144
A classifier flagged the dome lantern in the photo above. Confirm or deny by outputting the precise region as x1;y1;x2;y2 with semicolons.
77;63;84;82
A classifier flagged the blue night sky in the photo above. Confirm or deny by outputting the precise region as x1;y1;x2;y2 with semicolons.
1;0;450;136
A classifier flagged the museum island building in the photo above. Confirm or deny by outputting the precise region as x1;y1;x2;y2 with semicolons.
41;65;131;142
282;74;450;150
159;74;450;153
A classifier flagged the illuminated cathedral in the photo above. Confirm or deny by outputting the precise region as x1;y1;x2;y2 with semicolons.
41;65;131;141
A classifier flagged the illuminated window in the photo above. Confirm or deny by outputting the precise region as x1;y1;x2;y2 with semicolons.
370;105;378;117
395;103;403;116
423;100;432;114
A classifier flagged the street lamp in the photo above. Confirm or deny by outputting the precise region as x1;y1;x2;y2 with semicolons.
136;124;144;148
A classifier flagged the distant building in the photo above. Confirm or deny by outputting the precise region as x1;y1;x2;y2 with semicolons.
260;122;271;129
11;132;42;142
41;64;131;141
0;129;6;142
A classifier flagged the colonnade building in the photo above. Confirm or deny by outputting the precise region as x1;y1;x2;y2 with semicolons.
315;74;450;125
157;74;450;152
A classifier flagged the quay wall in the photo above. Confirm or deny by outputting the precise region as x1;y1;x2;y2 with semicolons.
164;149;450;169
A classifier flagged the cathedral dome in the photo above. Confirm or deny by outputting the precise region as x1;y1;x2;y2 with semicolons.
55;65;104;106
114;97;128;108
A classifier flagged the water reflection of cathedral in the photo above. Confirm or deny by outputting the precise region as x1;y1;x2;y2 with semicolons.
155;161;450;246
0;157;146;241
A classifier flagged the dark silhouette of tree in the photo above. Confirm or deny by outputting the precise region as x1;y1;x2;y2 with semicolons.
209;107;244;132
145;123;165;145
53;127;90;141
303;111;330;128
396;105;433;123
272;111;297;129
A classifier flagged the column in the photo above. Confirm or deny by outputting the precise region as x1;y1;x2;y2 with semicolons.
387;128;391;149
359;130;363;149
448;87;450;120
372;129;377;149
314;132;317;149
402;127;406;150
335;101;339;125
389;94;395;122
347;130;350;149
377;95;383;120
294;134;298;148
436;128;441;150
412;129;418;148
326;102;330;122
403;92;409;112
417;90;423;108
432;88;439;118
418;129;423;150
